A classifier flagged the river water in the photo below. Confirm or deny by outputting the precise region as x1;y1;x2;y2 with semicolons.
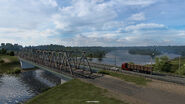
0;69;69;104
92;50;180;66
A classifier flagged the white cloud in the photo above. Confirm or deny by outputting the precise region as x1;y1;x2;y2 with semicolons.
177;31;185;36
40;0;58;7
62;34;121;46
0;0;185;46
128;12;145;21
110;0;157;6
52;0;117;32
122;0;157;6
0;27;60;46
124;23;166;32
0;0;57;29
87;33;119;39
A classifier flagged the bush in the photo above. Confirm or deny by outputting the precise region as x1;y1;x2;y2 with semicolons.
13;67;21;74
0;59;4;63
9;51;14;56
98;70;110;75
154;56;172;72
176;64;185;75
0;48;7;54
6;67;21;74
128;62;134;64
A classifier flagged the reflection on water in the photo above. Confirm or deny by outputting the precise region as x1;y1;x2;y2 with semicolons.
92;50;180;65
0;69;68;104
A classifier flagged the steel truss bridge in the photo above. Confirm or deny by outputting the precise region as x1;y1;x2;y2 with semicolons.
17;49;97;78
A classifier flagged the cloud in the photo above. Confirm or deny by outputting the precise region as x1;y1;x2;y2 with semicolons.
57;28;185;46
0;0;60;45
124;23;166;32
40;0;58;7
0;0;185;46
0;27;60;46
128;12;145;21
52;0;117;33
113;0;157;6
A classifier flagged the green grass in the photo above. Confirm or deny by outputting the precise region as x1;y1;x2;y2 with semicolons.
0;55;21;74
98;70;151;85
25;79;126;104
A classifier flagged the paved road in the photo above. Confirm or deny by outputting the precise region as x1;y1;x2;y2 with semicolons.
81;75;185;104
88;62;185;85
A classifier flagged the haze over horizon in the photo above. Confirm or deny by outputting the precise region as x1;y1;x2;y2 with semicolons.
0;0;185;46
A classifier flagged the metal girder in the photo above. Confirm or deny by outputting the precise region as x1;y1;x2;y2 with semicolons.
17;49;93;76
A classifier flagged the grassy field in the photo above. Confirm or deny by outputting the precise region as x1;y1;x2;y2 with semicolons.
0;55;21;74
25;79;126;104
98;70;151;85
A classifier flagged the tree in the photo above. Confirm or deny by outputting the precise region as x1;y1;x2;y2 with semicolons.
154;56;172;72
176;64;185;75
0;59;4;63
9;51;14;56
0;48;7;54
1;43;5;47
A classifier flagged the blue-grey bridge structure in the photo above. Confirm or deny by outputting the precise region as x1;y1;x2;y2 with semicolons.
17;49;185;85
17;49;95;78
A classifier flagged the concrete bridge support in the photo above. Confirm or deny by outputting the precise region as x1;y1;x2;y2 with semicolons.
20;60;35;69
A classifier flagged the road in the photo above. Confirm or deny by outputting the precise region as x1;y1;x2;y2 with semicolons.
81;75;185;104
87;62;185;85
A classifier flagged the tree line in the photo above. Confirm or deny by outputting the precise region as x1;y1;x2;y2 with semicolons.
0;48;15;56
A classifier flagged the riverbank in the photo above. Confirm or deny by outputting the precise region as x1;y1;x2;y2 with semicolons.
25;79;126;104
0;55;21;74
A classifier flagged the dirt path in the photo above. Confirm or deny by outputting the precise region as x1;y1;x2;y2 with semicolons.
81;75;185;104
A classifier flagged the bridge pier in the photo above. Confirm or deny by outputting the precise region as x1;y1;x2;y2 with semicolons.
20;59;35;69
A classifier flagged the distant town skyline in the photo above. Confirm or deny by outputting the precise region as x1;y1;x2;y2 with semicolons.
0;0;185;46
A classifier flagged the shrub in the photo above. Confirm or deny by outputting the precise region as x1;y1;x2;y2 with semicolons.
0;48;7;54
176;64;185;75
13;67;21;74
98;70;110;75
128;62;134;64
154;56;172;72
6;67;21;74
0;59;4;63
9;51;14;56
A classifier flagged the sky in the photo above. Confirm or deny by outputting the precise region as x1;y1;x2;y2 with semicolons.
0;0;185;46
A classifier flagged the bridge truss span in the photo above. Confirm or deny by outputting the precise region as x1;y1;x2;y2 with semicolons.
17;49;94;78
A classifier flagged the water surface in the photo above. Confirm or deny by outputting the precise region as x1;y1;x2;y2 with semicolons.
92;50;180;65
0;69;68;104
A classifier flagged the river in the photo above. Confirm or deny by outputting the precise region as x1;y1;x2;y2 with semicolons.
0;69;69;104
91;50;180;66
